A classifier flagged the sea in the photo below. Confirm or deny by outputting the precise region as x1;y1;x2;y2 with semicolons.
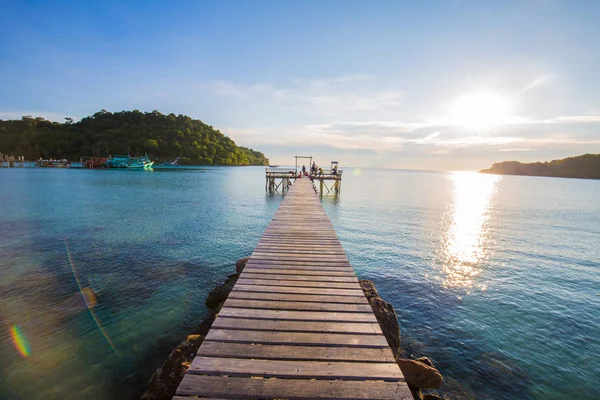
0;166;598;400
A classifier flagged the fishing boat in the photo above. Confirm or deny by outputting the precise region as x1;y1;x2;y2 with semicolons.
105;154;154;169
37;159;70;168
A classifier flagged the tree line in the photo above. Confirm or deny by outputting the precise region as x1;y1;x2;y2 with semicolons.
480;153;600;179
0;110;269;166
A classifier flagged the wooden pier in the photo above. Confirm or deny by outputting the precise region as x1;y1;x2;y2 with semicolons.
175;178;411;399
265;168;342;194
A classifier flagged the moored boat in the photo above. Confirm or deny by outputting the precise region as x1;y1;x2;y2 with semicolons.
105;154;154;169
37;159;70;168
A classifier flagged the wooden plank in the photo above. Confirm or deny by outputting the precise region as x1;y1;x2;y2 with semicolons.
233;284;364;296
247;260;352;267
227;291;368;304
244;266;355;273
176;375;413;399
258;238;343;243
188;357;403;381
197;342;396;362
236;278;359;289
254;245;346;252
223;299;373;312
254;247;346;255
218;308;377;322
253;251;347;257
240;272;358;282
205;329;390;347
212;318;382;334
242;267;357;276
247;259;352;267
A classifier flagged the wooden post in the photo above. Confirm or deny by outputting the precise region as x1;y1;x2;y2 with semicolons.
320;179;323;194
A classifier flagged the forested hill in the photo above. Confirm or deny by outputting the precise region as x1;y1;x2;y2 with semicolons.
0;110;269;166
480;153;600;179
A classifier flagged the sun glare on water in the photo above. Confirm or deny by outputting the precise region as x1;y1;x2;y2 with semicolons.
449;92;512;130
442;171;500;290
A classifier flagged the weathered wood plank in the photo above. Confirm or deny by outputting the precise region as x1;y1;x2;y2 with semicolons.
197;342;396;362
188;357;403;380
224;298;373;312
236;278;359;289
227;291;368;304
176;375;413;399
251;255;349;263
252;252;348;260
254;248;347;255
240;272;358;282
218;308;377;322
242;267;357;276
205;329;390;347
212;318;382;334
247;259;352;267
233;284;364;296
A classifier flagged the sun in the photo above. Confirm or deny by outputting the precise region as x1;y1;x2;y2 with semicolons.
449;92;512;130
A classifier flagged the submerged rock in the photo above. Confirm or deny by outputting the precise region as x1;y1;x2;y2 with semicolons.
397;358;443;390
141;334;204;400
236;256;250;274
359;279;401;357
423;394;447;400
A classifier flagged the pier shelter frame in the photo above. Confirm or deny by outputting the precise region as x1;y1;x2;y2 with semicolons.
266;155;343;195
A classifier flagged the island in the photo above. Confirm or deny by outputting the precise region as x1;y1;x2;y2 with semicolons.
479;153;600;179
0;110;269;166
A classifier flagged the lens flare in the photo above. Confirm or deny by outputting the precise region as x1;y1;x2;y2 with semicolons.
65;240;118;354
81;287;97;308
10;325;31;357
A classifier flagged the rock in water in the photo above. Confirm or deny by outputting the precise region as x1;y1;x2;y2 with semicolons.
397;358;443;390
423;394;447;400
416;356;435;368
359;279;380;300
205;279;236;310
370;297;401;356
359;279;401;357
141;334;204;400
236;256;250;274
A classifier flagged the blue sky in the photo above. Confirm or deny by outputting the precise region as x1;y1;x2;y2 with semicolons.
2;0;600;169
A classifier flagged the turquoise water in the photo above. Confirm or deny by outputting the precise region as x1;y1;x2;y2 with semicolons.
0;167;598;399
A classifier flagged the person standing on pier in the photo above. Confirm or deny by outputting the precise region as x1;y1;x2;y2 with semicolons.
302;165;306;175
311;161;317;174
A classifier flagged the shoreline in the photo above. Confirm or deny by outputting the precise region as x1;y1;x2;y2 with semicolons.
141;257;446;400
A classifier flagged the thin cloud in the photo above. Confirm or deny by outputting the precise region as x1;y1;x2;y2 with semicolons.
519;74;557;93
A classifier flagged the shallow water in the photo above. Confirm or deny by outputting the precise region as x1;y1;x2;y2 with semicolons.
0;167;598;399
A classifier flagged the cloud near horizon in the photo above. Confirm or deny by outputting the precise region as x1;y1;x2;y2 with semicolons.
3;73;600;170
208;75;600;168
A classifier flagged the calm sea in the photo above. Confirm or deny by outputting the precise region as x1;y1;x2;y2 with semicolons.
0;167;598;399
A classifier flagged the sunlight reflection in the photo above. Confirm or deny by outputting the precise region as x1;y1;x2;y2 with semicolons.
442;171;500;289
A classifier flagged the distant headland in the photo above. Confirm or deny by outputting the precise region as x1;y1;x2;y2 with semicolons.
480;153;600;179
0;110;269;166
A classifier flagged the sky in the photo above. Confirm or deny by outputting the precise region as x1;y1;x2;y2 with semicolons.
1;0;600;170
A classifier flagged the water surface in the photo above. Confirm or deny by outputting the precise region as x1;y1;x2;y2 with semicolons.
0;167;598;399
